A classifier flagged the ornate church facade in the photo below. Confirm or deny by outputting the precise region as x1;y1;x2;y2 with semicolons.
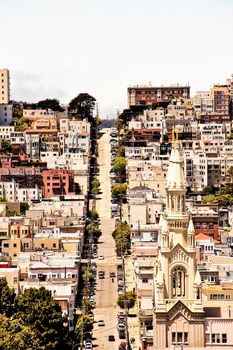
153;139;205;348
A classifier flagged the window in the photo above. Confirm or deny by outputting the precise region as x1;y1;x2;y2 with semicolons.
142;278;148;283
13;243;17;248
222;334;227;343
172;332;188;345
172;332;176;344
172;266;186;297
212;334;221;343
177;333;183;343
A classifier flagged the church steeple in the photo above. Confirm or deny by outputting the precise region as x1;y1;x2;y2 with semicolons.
166;137;186;215
153;134;204;350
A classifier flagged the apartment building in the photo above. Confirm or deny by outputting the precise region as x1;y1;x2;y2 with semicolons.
0;68;10;104
199;123;230;141
125;144;161;160
0;166;43;189
211;84;230;115
193;91;213;116
17;251;80;331
183;150;208;191
0;104;12;125
167;99;195;120
25;133;40;159
23;109;57;133
59;118;91;135
0;218;10;253
127;84;190;107
0;126;14;139
42;169;75;198
127;159;167;196
31;195;86;217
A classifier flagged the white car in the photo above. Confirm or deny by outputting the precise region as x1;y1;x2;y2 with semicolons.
85;345;92;350
98;255;104;260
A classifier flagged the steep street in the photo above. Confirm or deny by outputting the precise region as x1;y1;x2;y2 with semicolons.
92;129;119;349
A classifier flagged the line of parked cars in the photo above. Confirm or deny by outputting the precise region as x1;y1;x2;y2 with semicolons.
83;262;98;350
117;311;126;339
117;264;124;293
110;128;121;219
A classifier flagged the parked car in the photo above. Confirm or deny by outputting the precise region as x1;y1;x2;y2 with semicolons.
118;330;126;339
98;255;104;260
118;324;126;331
109;272;116;278
119;342;126;350
98;320;105;326
98;270;105;279
118;280;124;287
108;335;115;341
85;338;92;347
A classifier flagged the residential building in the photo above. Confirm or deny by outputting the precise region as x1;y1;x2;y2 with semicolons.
0;68;10;104
23;109;57;134
0;166;43;189
193;91;213;116
0;217;10;253
18;251;80;331
127;84;190;107
211;84;230;115
127;159;167;196
0;126;14;139
42;169;75;198
0;104;12;125
25;134;40;159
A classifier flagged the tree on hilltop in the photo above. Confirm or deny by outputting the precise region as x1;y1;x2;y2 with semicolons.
37;98;64;112
68;93;96;122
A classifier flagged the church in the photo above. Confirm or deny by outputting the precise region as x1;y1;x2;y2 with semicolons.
153;136;205;349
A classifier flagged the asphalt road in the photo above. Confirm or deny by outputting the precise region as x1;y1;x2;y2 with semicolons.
92;129;121;350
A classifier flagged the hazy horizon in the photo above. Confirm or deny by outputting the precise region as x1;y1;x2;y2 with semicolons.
1;0;233;118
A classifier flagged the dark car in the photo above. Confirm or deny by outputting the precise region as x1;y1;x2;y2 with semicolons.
108;335;115;341
109;272;116;278
118;330;126;339
119;342;126;350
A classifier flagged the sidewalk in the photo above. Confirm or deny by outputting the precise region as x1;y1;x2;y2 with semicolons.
125;256;141;350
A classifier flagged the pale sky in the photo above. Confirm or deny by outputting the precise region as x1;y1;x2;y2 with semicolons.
1;0;233;117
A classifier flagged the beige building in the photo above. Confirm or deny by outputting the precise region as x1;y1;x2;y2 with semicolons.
0;68;10;104
127;159;167;197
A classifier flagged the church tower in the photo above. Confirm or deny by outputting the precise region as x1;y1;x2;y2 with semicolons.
153;135;204;349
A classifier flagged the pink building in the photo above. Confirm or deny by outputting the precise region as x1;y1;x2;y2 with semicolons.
42;169;75;198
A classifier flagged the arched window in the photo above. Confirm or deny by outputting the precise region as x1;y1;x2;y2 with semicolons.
172;266;186;297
